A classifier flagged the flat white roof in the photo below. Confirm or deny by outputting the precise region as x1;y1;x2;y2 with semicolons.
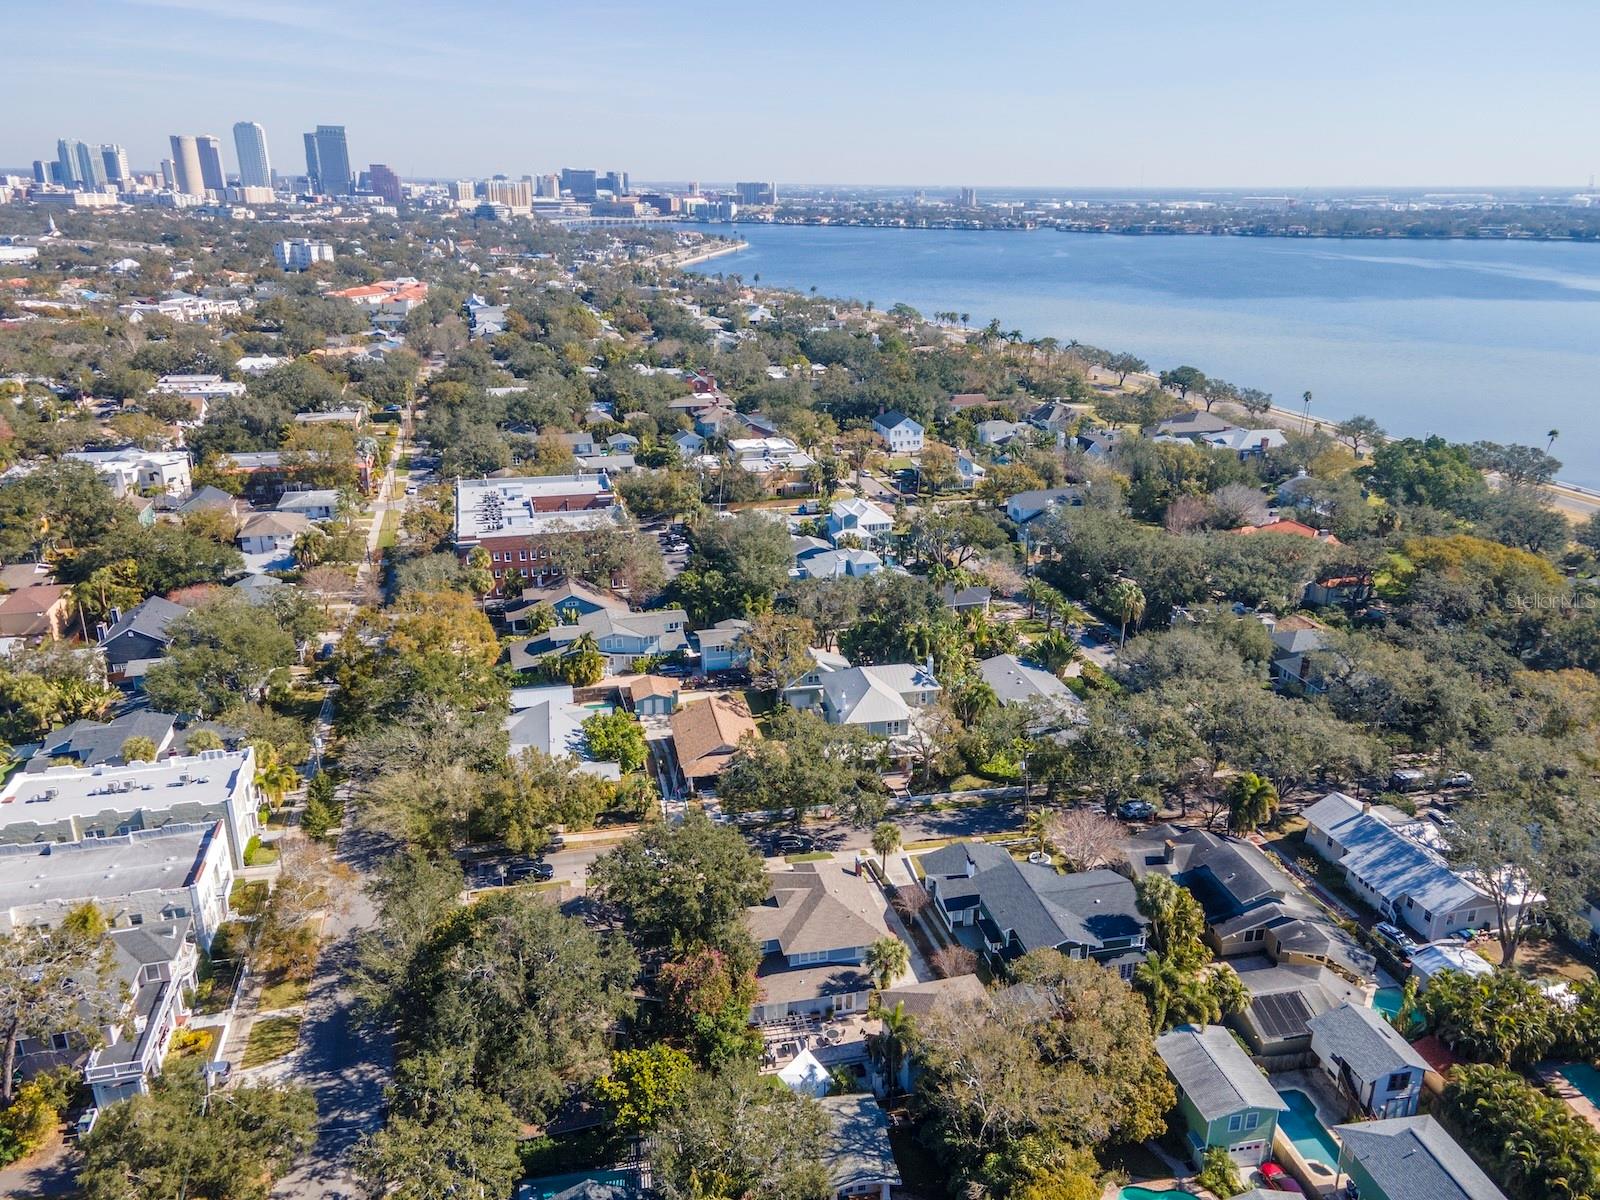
454;475;620;541
0;822;218;914
0;750;254;826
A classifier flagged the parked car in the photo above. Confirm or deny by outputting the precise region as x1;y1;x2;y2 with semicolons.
544;834;567;852
1439;771;1474;790
509;860;554;882
1260;1162;1302;1193
1373;921;1419;958
771;832;815;855
1426;809;1459;831
1116;799;1157;822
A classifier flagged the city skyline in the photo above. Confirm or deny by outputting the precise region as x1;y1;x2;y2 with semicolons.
7;0;1599;189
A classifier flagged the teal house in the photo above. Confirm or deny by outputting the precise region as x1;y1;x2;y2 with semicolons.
1156;1024;1288;1168
1332;1115;1505;1200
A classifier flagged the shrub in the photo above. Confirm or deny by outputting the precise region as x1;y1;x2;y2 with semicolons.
1196;1145;1243;1198
930;945;979;979
1439;1063;1600;1200
0;1068;74;1166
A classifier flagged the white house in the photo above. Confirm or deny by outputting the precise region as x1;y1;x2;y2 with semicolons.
872;411;924;454
276;489;341;522
782;659;940;738
826;498;894;547
955;451;987;490
237;510;309;556
1302;792;1504;941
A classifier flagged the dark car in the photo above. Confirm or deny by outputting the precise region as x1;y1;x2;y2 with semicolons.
1116;799;1157;822
1373;921;1419;958
509;860;554;882
771;832;815;855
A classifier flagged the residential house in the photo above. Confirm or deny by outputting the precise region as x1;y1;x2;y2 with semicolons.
1124;824;1375;979
175;485;246;520
503;685;621;780
26;711;178;772
1332;1116;1506;1200
1076;428;1123;457
237;510;309;556
782;661;940;738
1204;428;1288;458
1156;1024;1288;1168
919;841;1147;977
1028;401;1084;437
555;431;599;457
1306;1001;1428;1119
671;695;759;794
1302;792;1502;942
694;618;751;673
726;437;816;491
98;596;191;679
872;411;924;454
747;861;894;1021
1408;942;1493;987
500;581;627;632
1151;411;1237;440
0;820;232;949
825;498;894;547
819;1094;902;1200
0;748;262;870
977;653;1077;710
606;432;641;452
576;452;637;476
1238;518;1339;544
1230;960;1368;1057
1305;571;1374;608
975;419;1028;447
1005;486;1083;527
940;583;991;614
1266;615;1329;694
0;584;71;641
796;547;885;581
275;489;340;522
948;392;991;412
955;451;987;490
507;607;689;674
627;674;679;716
670;429;705;457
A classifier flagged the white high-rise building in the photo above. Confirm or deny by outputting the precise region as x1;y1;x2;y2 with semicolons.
273;238;334;271
100;144;131;185
233;121;272;188
169;134;205;196
196;135;226;192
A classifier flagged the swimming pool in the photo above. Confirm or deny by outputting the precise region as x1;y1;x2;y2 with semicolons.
1277;1088;1341;1169
1565;1062;1600;1106
1121;1188;1193;1200
1372;987;1404;1018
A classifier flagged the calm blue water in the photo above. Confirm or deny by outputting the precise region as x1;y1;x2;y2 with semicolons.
1565;1062;1600;1106
687;225;1600;486
1277;1088;1340;1168
1372;987;1404;1018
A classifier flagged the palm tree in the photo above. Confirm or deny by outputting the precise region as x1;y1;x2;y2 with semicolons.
256;753;300;811
1225;773;1279;833
1025;809;1050;857
1022;578;1053;619
868;1001;915;1099
865;937;910;990
1134;951;1187;1030
1032;631;1081;677
1547;429;1560;453
1301;390;1314;433
871;822;902;873
1106;578;1146;648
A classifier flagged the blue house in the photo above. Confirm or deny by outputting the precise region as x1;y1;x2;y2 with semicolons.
695;618;751;673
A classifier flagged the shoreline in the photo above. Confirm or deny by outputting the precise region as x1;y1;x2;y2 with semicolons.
661;240;747;268
693;220;1600;246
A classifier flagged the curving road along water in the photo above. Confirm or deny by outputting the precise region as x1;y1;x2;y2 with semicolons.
686;224;1600;487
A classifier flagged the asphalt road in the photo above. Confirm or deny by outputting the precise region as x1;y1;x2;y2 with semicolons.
270;815;394;1200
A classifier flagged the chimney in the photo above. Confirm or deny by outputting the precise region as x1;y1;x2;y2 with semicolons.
1161;839;1177;866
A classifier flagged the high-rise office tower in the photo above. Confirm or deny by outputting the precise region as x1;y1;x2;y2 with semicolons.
561;168;598;200
368;163;402;205
32;161;48;185
74;141;107;189
169;134;205;195
233;121;272;188
302;132;322;192
958;186;978;208
196;135;226;192
446;180;474;201
161;159;178;190
56;139;85;188
735;181;777;206
100;144;131;185
536;173;560;199
309;125;352;194
602;170;629;195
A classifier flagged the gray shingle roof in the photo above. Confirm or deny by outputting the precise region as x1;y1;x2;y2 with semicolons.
1332;1116;1506;1200
1306;1001;1429;1081
819;1095;901;1194
922;842;1145;955
1156;1024;1287;1121
978;654;1072;705
27;710;176;771
102;596;190;646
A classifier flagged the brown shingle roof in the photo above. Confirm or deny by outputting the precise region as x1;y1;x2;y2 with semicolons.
628;674;679;702
670;695;758;779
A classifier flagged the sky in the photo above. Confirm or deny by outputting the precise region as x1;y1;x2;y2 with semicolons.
9;0;1599;189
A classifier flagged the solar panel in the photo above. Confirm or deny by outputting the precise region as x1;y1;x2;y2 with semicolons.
1250;990;1314;1041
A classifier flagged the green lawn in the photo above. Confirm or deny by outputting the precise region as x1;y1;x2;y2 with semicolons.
242;839;278;867
241;1015;301;1068
258;976;309;1012
229;880;269;917
376;507;401;550
783;851;833;863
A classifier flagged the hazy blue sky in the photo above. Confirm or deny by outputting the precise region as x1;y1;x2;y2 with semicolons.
10;0;1598;188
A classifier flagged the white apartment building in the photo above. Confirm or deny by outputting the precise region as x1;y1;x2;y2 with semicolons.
0;749;263;870
64;448;192;498
273;238;334;271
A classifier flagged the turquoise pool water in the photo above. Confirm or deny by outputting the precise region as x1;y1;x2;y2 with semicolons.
1278;1088;1340;1169
1373;987;1404;1018
1565;1062;1600;1106
1122;1188;1192;1200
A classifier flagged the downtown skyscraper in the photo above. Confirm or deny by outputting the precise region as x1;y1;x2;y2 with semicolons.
56;138;106;189
303;125;352;194
196;134;226;192
233;121;272;188
169;134;205;195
